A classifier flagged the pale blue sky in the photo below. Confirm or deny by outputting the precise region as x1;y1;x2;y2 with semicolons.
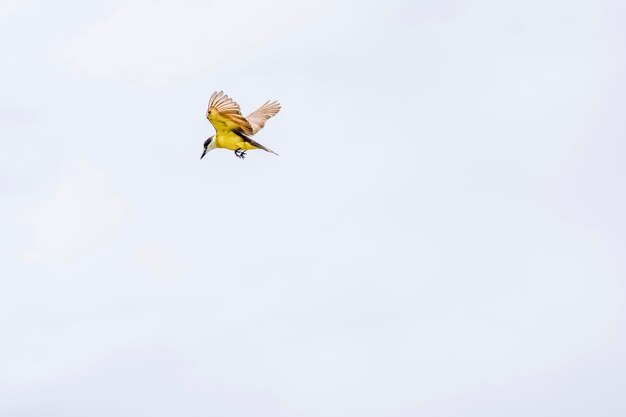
1;0;625;416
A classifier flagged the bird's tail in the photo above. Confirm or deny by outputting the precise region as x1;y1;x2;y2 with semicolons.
246;137;279;156
262;146;279;156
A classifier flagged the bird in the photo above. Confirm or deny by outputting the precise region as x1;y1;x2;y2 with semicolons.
201;91;281;160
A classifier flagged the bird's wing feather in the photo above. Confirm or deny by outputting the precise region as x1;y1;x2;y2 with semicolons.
246;100;281;134
206;91;253;135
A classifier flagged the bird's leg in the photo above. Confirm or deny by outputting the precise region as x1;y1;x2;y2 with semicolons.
234;148;246;159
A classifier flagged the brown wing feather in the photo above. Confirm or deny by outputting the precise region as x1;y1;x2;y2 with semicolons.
246;100;281;134
206;91;253;135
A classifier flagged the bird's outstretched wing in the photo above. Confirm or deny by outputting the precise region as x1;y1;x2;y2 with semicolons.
206;91;253;135
246;100;281;134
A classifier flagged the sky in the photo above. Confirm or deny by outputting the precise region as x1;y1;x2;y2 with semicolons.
1;0;625;415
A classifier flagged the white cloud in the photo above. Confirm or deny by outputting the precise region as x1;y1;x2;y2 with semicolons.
0;317;149;389
137;243;184;279
26;168;127;260
65;0;328;85
4;0;625;415
0;0;25;19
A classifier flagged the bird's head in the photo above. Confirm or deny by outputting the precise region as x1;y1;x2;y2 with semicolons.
200;136;215;159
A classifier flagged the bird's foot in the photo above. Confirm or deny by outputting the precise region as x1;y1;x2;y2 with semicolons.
235;149;246;159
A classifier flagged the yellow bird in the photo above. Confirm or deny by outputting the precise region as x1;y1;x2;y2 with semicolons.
201;91;281;160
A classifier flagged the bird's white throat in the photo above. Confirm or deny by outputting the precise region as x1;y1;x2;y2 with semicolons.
206;138;217;152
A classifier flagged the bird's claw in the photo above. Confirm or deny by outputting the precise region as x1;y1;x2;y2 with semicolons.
235;149;246;159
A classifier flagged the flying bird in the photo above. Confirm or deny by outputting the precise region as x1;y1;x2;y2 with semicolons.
201;91;281;160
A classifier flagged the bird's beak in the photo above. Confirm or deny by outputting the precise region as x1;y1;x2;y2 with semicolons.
200;149;207;159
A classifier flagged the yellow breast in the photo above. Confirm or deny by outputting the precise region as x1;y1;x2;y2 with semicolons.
215;131;258;151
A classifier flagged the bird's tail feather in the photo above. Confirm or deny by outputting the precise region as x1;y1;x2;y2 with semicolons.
246;137;279;156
